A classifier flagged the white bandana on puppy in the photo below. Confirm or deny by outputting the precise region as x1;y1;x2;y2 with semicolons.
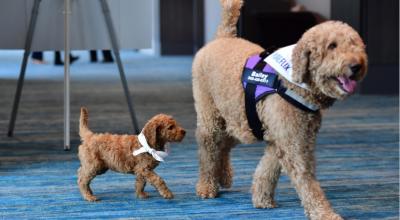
133;133;169;162
264;44;311;91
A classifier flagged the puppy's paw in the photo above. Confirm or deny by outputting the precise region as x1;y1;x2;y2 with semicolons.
84;194;99;202
137;192;149;199
161;190;174;199
196;182;218;199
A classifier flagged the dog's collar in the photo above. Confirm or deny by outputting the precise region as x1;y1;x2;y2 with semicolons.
132;133;168;162
264;44;311;91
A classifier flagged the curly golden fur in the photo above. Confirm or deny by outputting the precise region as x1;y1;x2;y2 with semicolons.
77;107;186;202
192;0;367;219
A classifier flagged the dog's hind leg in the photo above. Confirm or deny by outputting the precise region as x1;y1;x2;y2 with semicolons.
195;113;230;198
196;127;220;198
218;136;237;189
77;166;99;202
193;69;224;198
252;144;281;208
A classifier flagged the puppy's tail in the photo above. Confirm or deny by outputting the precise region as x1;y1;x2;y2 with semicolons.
79;107;92;139
216;0;243;38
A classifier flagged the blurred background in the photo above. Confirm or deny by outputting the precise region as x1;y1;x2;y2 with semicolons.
0;0;398;92
0;0;398;219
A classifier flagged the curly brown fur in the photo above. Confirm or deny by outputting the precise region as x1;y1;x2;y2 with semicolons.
77;107;186;202
216;0;243;38
192;0;367;219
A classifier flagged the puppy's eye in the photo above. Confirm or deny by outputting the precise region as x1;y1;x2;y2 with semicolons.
328;42;337;50
168;125;175;130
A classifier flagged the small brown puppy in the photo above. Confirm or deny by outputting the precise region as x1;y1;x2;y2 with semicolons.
77;107;186;202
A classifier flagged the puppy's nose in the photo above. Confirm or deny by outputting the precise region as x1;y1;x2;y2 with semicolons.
350;64;362;75
181;130;186;135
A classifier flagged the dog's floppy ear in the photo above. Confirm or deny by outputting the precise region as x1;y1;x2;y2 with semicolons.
141;119;160;147
292;39;311;84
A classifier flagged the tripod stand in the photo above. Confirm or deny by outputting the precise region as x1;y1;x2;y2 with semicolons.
7;0;140;150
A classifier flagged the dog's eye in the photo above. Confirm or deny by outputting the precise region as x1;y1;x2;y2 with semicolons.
328;42;337;50
168;125;175;130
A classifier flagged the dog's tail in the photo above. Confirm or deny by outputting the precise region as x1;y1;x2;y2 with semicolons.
79;107;92;139
216;0;243;38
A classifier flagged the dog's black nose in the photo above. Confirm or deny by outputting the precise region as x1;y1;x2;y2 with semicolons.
350;64;362;74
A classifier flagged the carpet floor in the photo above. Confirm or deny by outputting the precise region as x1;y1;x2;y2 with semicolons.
0;78;398;219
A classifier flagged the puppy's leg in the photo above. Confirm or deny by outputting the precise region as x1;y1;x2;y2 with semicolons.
252;145;281;208
135;174;148;199
218;136;236;189
139;170;173;199
277;140;342;220
77;166;99;202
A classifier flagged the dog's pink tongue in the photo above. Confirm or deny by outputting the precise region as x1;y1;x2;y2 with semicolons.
337;76;357;93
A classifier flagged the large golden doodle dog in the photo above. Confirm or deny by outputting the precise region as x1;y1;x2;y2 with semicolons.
192;0;367;219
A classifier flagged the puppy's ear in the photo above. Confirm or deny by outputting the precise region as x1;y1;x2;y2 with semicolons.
292;40;311;84
141;120;160;147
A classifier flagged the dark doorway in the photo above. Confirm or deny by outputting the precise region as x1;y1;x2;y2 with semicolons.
160;0;204;55
238;0;318;51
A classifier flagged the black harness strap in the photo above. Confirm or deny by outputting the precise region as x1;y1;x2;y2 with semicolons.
245;84;264;140
244;55;268;140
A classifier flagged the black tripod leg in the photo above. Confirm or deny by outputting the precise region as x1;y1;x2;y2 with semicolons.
100;0;140;134
8;0;42;137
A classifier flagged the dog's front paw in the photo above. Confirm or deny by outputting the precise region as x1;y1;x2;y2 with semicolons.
84;194;99;202
196;181;218;199
137;192;149;199
161;190;174;199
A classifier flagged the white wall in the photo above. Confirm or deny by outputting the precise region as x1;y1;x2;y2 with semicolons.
297;0;331;19
0;0;153;50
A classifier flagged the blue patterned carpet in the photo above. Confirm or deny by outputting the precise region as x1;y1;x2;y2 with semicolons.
0;77;398;219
